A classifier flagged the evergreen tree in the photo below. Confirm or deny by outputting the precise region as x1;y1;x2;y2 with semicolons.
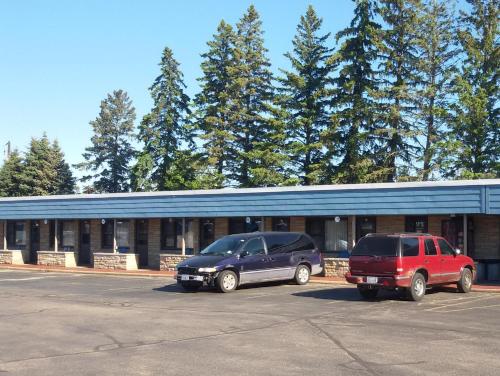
51;140;76;194
327;0;382;183
134;47;193;191
229;5;287;187
445;0;499;178
414;0;459;180
278;5;333;185
0;150;24;197
375;0;422;181
19;135;57;196
76;90;136;193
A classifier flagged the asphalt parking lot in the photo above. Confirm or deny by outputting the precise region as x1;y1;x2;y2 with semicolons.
1;270;500;376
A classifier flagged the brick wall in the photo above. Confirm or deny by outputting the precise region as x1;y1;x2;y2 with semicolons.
215;218;228;239
376;216;405;233
428;215;449;236
324;258;349;278
160;254;191;271
290;217;306;232
472;215;500;259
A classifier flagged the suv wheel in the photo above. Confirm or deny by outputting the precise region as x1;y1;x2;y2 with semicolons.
407;272;426;301
217;270;238;293
294;264;310;285
357;285;379;299
457;268;473;293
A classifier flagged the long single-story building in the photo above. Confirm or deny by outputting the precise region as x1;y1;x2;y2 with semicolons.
0;179;499;280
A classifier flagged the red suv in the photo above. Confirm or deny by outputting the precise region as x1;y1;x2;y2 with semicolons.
345;233;476;301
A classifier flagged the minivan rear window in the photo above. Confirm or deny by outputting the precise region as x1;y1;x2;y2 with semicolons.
351;237;399;257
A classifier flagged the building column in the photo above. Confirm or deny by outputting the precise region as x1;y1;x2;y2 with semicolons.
113;219;117;253
3;220;7;250
463;214;468;256
181;218;186;256
54;219;59;252
351;215;356;248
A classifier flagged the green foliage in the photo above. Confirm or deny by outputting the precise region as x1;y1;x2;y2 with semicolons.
0;150;24;197
134;47;194;191
278;5;334;185
77;90;136;193
326;0;382;184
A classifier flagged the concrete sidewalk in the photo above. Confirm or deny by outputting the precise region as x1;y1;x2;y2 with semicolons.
1;263;499;292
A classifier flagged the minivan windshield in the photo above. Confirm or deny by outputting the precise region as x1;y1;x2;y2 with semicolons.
200;236;246;256
351;237;399;257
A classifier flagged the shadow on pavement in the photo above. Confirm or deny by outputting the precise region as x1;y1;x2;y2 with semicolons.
292;287;408;302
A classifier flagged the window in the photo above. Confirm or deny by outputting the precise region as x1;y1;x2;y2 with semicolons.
265;233;316;254
352;236;399;257
62;221;75;248
101;220;114;249
199;218;215;250
242;237;266;256
228;217;262;234
272;217;290;232
356;216;376;240
7;221;26;249
402;237;419;257
424;239;437;256
116;220;130;248
438;238;455;255
306;217;347;253
405;216;428;233
184;219;194;254
161;218;182;250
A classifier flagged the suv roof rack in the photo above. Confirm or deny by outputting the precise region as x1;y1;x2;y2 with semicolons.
365;232;433;237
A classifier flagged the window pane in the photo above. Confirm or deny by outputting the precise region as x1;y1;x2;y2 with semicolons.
402;238;419;256
438;239;455;255
306;218;325;251
272;217;290;232
62;221;75;247
405;216;428;233
184;219;194;254
200;218;215;250
116;220;129;248
425;239;437;255
243;238;265;256
352;236;399;257
325;219;348;252
15;222;26;245
101;220;114;248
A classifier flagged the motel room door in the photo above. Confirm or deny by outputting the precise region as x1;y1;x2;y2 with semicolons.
136;220;149;268
30;221;40;264
79;220;91;265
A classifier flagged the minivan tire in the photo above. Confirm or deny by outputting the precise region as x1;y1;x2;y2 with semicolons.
217;270;238;293
294;264;310;285
407;272;426;301
357;285;379;299
457;268;473;293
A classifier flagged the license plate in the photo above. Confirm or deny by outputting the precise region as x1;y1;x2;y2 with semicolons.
180;275;203;281
366;276;378;284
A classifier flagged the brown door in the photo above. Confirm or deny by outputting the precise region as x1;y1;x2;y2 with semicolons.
136;220;148;268
79;220;91;265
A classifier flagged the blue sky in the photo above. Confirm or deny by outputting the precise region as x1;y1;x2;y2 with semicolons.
0;0;357;171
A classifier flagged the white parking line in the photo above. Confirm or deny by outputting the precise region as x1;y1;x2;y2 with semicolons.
425;294;500;312
0;276;56;282
433;303;500;313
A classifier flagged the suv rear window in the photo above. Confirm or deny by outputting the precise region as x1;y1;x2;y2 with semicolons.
351;237;399;257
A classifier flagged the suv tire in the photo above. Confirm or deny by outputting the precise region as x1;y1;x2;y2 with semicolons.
357;285;379;299
457;268;473;293
407;272;426;301
294;264;310;285
217;270;238;293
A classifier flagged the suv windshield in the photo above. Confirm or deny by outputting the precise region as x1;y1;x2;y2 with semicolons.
352;237;400;257
200;236;246;256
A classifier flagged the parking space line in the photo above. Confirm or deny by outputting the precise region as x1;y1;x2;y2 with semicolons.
425;294;500;312
433;303;500;313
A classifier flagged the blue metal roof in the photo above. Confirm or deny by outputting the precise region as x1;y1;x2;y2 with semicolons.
0;180;499;220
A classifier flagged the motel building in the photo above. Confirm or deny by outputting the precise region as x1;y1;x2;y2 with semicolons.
0;179;499;281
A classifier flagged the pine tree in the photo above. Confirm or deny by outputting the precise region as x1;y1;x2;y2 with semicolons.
134;47;193;191
0;150;24;197
327;0;382;183
278;5;333;185
195;20;237;188
229;5;287;187
445;0;499;178
414;0;459;180
76;90;136;193
375;0;422;181
51;140;76;194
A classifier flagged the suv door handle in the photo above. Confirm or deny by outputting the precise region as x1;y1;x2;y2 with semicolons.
424;260;430;264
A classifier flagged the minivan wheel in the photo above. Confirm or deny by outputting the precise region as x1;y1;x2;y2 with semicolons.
457;268;473;293
407;273;426;301
357;285;379;299
294;264;310;285
217;270;238;293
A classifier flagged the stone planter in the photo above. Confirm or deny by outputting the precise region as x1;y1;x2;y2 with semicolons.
323;257;350;278
0;250;27;265
160;254;191;271
93;253;139;270
37;251;77;267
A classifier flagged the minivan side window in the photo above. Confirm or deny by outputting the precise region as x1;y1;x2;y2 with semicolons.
264;234;315;254
424;239;437;256
438;239;455;255
402;237;419;257
243;238;266;256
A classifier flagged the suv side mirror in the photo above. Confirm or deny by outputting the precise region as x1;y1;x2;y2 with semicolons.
454;248;461;255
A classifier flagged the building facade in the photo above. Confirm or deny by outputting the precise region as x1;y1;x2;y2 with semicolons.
0;180;499;280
